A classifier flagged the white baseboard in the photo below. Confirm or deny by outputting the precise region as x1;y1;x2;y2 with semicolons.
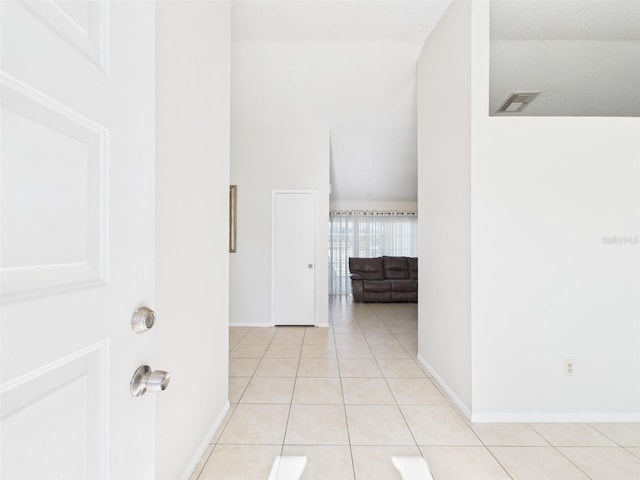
471;411;640;423
180;400;230;480
416;354;640;423
416;353;472;420
230;322;328;328
229;322;271;328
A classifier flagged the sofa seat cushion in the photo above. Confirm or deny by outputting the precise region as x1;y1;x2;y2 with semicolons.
383;256;409;279
392;291;417;302
364;291;393;302
349;257;384;280
391;280;417;292
363;280;392;293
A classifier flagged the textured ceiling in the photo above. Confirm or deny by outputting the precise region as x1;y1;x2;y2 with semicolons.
490;0;640;117
491;0;640;41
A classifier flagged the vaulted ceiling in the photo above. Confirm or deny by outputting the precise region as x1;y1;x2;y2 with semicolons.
231;0;640;202
231;0;451;202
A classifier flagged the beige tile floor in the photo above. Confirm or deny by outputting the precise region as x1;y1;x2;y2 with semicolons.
191;298;640;480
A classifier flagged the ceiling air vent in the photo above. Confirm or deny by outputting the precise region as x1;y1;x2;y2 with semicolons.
496;92;541;114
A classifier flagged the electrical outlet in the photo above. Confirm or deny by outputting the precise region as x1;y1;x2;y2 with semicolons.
564;359;575;376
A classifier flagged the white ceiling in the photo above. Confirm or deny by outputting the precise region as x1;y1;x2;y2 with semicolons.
491;0;640;41
231;0;451;202
232;0;452;43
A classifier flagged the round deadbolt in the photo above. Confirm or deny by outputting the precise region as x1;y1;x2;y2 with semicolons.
131;306;155;334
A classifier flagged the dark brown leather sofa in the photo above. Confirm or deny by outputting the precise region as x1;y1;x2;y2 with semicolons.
349;256;418;303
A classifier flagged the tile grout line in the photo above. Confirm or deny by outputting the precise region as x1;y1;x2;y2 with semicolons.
219;327;277;448
191;445;216;480
526;422;605;479
332;302;359;480
192;327;256;479
223;303;635;479
395;304;516;479
550;442;596;480
278;325;306;458
369;308;422;454
585;422;626;448
372;307;518;480
476;437;516;480
214;326;257;449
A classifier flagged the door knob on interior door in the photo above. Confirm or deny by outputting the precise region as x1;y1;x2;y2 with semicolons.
130;365;171;397
308;264;313;269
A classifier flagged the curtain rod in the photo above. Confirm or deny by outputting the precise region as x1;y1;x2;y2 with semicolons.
330;210;417;217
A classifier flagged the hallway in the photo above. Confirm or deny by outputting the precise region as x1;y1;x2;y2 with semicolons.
190;299;640;479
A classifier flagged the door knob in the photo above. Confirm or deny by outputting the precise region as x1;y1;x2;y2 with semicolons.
308;264;313;269
130;365;170;397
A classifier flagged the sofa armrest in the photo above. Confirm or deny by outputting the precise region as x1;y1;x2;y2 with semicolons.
350;274;363;280
351;277;364;302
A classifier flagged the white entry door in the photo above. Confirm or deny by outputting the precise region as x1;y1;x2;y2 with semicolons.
272;191;317;326
1;2;157;479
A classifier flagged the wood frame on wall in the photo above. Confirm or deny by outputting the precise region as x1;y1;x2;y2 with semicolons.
229;185;237;252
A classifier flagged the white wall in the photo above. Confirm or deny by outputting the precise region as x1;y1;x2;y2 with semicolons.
417;0;640;422
155;2;230;479
230;128;330;327
416;0;472;414
470;1;640;421
232;40;420;202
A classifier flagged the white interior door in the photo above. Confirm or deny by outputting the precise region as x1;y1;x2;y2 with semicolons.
272;191;317;326
1;2;157;479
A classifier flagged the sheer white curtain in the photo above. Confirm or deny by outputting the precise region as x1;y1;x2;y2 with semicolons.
329;211;418;295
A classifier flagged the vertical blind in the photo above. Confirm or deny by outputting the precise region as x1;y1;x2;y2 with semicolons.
329;210;418;295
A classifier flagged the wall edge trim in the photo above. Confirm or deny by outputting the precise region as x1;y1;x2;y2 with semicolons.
179;401;230;480
416;353;472;420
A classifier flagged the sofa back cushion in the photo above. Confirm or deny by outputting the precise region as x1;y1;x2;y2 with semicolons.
383;256;409;279
407;257;418;280
349;257;384;280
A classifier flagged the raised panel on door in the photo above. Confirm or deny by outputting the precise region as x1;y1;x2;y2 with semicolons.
1;1;157;479
272;191;317;326
1;343;107;479
1;74;108;301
